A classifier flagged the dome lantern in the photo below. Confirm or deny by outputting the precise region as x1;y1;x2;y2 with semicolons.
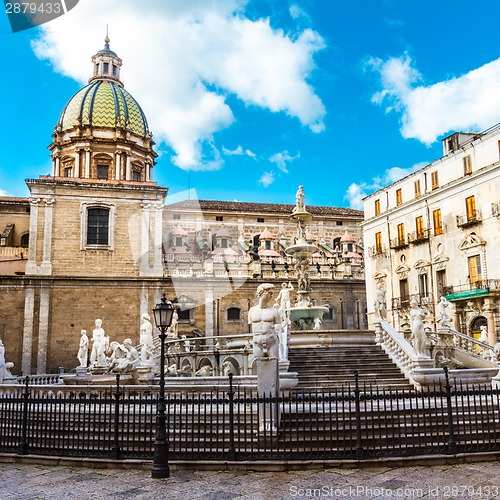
89;33;123;86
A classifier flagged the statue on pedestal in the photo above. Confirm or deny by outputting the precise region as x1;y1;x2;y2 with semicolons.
77;329;89;368
437;296;451;328
479;325;489;344
248;283;281;358
169;310;179;338
374;282;387;320
90;319;108;367
139;313;155;364
293;185;306;213
275;282;293;321
410;299;428;356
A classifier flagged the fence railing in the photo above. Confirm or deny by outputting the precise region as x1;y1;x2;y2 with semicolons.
2;369;500;461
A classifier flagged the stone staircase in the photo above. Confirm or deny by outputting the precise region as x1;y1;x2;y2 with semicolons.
288;342;413;391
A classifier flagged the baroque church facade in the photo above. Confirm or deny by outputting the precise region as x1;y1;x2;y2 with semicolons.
0;39;365;375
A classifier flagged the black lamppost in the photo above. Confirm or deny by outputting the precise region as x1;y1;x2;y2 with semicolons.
151;294;175;479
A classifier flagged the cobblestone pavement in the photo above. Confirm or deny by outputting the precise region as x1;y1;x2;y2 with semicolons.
2;460;500;499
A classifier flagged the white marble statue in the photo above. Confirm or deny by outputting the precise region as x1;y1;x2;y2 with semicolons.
0;339;5;384
107;341;131;373
293;185;306;213
275;282;294;321
195;365;213;377
139;313;155;364
169;310;179;337
123;338;139;365
107;338;139;373
222;360;238;376
374;283;387;320
77;329;89;368
248;283;281;358
410;299;428;356
90;319;108;367
479;325;489;344
438;296;451;328
313;316;322;330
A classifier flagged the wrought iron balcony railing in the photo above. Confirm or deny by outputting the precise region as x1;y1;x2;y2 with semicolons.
456;210;482;228
407;229;430;244
389;237;409;250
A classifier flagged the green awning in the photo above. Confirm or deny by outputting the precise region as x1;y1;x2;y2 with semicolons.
238;240;249;251
320;242;335;254
444;288;489;301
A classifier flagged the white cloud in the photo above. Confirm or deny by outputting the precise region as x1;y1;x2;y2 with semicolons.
258;171;275;187
222;145;256;158
343;162;426;209
368;53;500;144
269;150;300;174
0;189;12;197
32;0;325;170
289;4;311;23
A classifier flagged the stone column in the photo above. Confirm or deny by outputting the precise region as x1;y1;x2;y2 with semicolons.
74;149;80;178
145;162;150;182
125;153;131;181
115;152;121;181
37;286;50;374
85;149;91;178
452;304;461;332
205;287;214;342
484;298;497;345
153;202;163;275
139;202;150;275
22;286;35;375
40;198;55;275
25;198;40;275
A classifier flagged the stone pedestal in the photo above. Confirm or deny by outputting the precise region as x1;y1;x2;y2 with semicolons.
88;365;108;375
75;367;88;377
256;356;279;431
134;365;156;385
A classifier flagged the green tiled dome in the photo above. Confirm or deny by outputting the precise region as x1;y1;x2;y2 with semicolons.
58;80;149;137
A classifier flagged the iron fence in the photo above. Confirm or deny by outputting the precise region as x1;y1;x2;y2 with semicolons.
1;369;500;461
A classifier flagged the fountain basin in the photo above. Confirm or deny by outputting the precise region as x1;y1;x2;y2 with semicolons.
285;243;318;258
289;306;329;322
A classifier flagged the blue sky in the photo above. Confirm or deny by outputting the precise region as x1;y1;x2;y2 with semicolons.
1;0;500;208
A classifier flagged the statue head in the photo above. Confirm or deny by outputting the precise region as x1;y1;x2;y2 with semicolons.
81;329;87;336
256;283;275;298
123;338;132;346
95;319;102;328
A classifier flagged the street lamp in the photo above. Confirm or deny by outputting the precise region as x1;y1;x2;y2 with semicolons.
151;293;175;479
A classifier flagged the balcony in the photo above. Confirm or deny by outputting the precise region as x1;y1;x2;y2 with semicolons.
389;237;409;250
407;229;430;245
443;280;499;301
456;210;482;228
368;245;387;257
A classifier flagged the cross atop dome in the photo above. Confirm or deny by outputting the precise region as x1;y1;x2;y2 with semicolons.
89;31;123;86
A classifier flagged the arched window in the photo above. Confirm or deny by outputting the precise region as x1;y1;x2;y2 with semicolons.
87;208;109;245
333;237;341;250
20;233;29;247
226;307;241;322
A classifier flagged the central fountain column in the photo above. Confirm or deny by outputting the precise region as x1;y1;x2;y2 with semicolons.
285;186;328;330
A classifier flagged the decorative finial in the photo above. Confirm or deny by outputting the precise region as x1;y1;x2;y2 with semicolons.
104;25;110;49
